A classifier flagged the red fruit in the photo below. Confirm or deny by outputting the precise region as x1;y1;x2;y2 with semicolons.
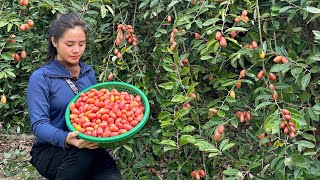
242;10;248;16
20;50;27;59
288;122;295;127
14;53;21;62
27;20;34;27
116;52;122;58
284;127;289;134
108;73;113;80
281;109;290;115
234;17;240;23
273;56;282;63
284;114;291;121
114;49;119;55
244;111;251;121
9;34;16;43
280;122;286;129
258;133;265;140
239;112;245;123
240;69;246;78
272;90;278;100
218;124;224;134
195;172;200;180
115;39;121;46
182;58;188;64
235;81;241;89
215;31;222;41
194;33;201;40
252;41;258;49
20;24;26;31
219;37;227;47
214;131;221;141
231;30;237;38
191;171;196;177
173;28;179;34
290;126;296;133
189;92;197;101
269;84;275;90
269;73;277;81
257;70;265;79
208;74;214;80
281;57;288;64
198;169;206;177
235;111;241;118
289;131;296;139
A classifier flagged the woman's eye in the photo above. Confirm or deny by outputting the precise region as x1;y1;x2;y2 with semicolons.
66;44;73;47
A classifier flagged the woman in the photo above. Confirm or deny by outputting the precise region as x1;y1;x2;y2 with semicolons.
27;12;122;180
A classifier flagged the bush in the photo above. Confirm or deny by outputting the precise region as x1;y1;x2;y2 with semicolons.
1;0;320;179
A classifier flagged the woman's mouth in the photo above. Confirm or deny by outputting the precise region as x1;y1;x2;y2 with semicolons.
70;56;80;60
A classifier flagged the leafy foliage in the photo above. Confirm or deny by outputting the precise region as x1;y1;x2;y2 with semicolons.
1;0;320;179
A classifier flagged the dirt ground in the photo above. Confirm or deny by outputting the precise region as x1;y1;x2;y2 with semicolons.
0;134;46;180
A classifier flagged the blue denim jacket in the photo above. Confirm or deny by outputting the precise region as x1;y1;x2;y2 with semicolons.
27;60;97;149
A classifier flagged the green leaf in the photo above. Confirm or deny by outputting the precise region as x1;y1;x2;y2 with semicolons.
167;1;179;10
294;140;315;149
304;6;320;14
158;29;167;34
139;0;150;9
122;144;133;152
263;114;281;133
105;5;114;16
217;110;225;117
223;169;240;176
158;111;172;120
219;105;229;111
159;82;175;90
5;43;23;49
200;55;213;60
270;64;290;72
0;52;14;60
159;140;176;147
171;94;188;103
301;73;311;90
174;109;189;120
255;101;273;111
163;64;175;72
302;133;316;141
203;18;220;26
100;5;107;18
225;27;248;33
0;21;8;28
222;143;235;152
194;140;219;152
179;135;195;146
181;125;195;133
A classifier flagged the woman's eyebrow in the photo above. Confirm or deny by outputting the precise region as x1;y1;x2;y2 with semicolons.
65;40;86;43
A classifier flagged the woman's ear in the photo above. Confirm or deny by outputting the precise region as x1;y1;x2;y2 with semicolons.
51;37;57;48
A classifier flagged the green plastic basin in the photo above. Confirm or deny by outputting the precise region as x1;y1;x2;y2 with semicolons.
65;82;150;148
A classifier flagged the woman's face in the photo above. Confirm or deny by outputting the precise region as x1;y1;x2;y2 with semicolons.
51;26;86;65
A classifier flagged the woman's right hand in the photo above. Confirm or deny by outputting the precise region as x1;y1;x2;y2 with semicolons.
65;131;99;149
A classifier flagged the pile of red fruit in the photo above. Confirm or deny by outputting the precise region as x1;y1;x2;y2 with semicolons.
191;169;206;180
214;124;225;141
235;111;251;123
69;88;145;137
169;28;179;51
279;108;296;139
114;24;138;58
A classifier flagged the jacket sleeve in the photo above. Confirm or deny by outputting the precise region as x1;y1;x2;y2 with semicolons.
27;70;68;149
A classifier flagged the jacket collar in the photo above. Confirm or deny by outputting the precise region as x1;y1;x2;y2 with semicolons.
43;59;92;78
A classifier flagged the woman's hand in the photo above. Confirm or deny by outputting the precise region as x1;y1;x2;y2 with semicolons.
66;131;99;149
